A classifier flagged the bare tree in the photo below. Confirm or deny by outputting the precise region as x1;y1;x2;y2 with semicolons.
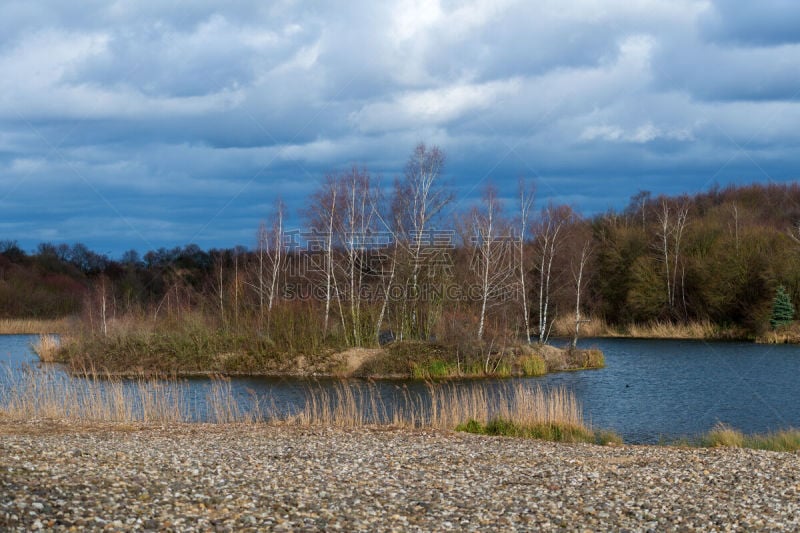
571;240;592;348
517;178;535;343
306;175;339;337
469;184;515;341
535;206;565;344
788;221;800;245
335;167;377;346
655;198;689;313
392;143;452;339
730;202;740;254
214;254;226;322
253;200;285;328
371;183;398;344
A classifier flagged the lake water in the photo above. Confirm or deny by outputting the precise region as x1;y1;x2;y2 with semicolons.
2;335;798;444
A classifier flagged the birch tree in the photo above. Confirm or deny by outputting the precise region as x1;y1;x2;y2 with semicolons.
306;175;339;336
655;198;689;313
535;205;567;344
571;240;592;348
254;200;285;328
470;184;515;341
517;178;535;343
392;143;452;340
335;167;377;346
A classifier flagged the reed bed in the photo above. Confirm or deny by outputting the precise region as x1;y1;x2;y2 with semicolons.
0;366;587;436
623;320;719;339
550;315;608;338
552;315;737;340
0;367;263;425
255;380;585;432
32;334;61;362
0;317;77;335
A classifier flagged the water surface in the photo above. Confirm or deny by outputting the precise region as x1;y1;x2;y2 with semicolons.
2;334;798;444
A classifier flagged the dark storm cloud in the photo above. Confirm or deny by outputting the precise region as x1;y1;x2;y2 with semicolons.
1;0;799;255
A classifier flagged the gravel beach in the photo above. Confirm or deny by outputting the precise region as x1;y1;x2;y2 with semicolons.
1;421;798;531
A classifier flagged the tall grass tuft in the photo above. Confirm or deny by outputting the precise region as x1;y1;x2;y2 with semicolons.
32;334;61;362
702;423;745;448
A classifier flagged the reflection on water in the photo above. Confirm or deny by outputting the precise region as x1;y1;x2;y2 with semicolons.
2;334;799;444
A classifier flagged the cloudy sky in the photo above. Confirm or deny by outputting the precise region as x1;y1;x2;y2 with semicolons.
2;0;799;255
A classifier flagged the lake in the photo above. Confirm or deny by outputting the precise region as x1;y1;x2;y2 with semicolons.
2;334;798;444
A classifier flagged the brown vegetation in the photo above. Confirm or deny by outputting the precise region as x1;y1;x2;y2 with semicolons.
0;317;77;335
0;367;593;440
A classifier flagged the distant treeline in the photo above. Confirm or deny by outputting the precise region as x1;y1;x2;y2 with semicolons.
2;148;799;344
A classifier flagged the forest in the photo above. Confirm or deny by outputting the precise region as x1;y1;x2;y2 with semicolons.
3;144;800;370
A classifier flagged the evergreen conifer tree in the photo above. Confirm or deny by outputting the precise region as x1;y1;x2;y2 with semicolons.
770;285;795;329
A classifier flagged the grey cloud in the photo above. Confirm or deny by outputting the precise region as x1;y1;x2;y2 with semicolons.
700;1;800;46
2;0;800;255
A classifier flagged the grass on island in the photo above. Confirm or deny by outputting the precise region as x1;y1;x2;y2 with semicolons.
355;340;603;380
44;312;605;379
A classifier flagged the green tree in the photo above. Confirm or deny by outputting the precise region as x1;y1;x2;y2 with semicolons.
770;285;795;329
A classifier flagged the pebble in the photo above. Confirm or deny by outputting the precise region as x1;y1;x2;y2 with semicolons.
0;421;798;531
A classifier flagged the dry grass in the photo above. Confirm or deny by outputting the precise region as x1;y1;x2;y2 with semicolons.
0;366;588;437
0;317;77;335
702;423;745;448
271;381;585;431
31;334;61;362
623;320;719;339
701;423;800;452
755;324;800;344
550;315;609;338
552;315;738;340
0;367;259;425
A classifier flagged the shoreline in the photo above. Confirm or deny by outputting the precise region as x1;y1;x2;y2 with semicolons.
1;421;798;531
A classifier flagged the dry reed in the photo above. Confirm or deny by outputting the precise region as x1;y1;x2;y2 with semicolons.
0;367;269;425
291;381;585;431
0;317;77;335
550;314;608;338
552;315;729;340
623;320;718;339
32;334;61;362
0;367;586;434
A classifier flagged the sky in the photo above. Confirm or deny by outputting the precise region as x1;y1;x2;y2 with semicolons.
1;0;799;256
